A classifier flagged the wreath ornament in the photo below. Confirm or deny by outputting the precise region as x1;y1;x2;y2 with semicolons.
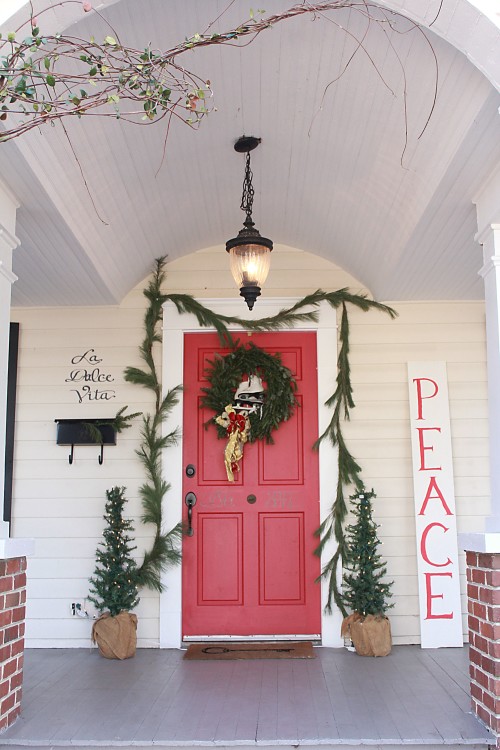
215;405;250;482
201;343;299;481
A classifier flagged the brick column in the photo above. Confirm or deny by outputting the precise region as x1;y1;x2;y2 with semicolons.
466;550;500;744
0;556;26;732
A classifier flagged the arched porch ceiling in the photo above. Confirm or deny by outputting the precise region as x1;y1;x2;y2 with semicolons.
1;0;500;306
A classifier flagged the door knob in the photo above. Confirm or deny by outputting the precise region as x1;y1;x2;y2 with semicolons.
185;492;197;536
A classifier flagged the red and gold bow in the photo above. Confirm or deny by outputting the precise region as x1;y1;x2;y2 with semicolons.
226;411;247;435
215;405;251;482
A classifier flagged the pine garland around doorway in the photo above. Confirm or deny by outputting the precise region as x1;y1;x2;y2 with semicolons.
125;257;396;612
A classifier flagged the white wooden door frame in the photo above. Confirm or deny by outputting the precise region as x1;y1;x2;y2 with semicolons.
159;297;343;648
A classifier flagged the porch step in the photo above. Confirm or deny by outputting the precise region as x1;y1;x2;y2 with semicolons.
0;744;493;749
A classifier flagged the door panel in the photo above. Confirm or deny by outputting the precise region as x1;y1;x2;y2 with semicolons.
259;512;305;604
197;514;243;604
258;396;304;484
182;331;321;637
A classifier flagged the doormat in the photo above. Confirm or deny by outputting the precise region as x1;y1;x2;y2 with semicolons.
184;641;316;660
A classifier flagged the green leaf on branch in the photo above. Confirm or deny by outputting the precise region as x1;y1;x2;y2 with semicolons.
46;74;56;87
15;77;26;93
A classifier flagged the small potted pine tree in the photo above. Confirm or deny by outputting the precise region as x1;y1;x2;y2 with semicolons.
88;486;140;659
341;487;394;656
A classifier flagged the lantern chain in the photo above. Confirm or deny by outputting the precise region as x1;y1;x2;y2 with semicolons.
240;151;255;225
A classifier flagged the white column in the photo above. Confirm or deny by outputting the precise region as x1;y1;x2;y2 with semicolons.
479;227;500;530
0;180;20;540
480;224;500;532
472;167;500;535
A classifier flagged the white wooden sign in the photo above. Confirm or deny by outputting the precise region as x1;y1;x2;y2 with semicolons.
407;362;463;648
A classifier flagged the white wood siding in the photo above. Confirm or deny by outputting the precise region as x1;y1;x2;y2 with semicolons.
345;302;487;644
10;247;488;647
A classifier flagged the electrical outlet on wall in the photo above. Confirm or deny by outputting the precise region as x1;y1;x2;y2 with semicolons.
70;599;99;619
70;600;88;617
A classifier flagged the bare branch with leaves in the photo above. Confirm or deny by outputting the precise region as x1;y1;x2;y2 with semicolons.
0;1;439;146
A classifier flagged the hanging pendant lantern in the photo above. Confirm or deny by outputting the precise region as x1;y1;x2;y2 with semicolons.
226;136;273;310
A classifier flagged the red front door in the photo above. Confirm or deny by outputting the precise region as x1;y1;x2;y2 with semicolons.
182;331;321;637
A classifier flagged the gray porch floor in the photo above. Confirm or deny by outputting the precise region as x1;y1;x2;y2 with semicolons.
0;646;493;749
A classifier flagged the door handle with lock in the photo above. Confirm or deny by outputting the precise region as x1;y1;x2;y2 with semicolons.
185;492;197;537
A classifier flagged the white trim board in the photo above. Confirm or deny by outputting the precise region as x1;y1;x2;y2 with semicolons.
159;297;342;649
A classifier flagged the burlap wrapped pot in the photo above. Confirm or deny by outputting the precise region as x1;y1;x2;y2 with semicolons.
92;611;138;660
342;612;392;657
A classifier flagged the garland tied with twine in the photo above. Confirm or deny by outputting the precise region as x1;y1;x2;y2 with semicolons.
201;343;299;444
126;257;396;610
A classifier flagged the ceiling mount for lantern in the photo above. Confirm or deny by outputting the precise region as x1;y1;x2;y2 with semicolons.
226;135;273;311
234;135;261;153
